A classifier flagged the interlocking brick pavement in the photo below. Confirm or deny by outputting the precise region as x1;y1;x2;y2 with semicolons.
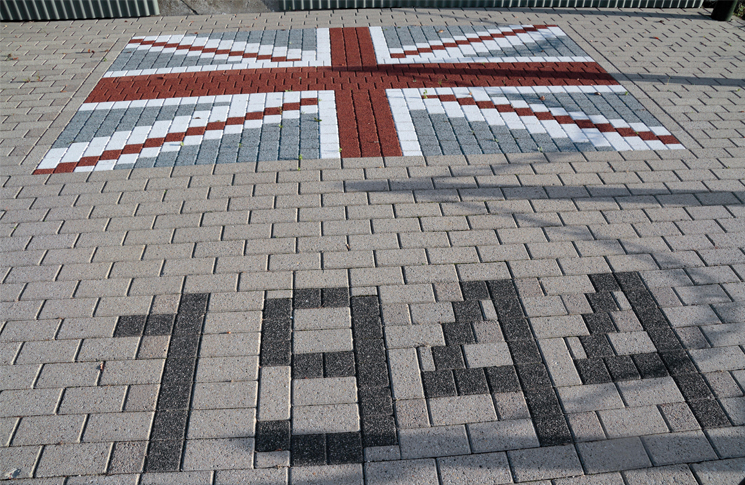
1;7;744;485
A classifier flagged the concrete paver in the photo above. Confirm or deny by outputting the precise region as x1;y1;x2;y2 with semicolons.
1;6;744;484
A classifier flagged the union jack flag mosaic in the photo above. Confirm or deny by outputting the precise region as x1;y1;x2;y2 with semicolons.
35;25;683;174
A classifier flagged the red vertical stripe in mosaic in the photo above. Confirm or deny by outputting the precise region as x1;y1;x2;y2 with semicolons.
343;27;362;68
357;27;378;67
336;90;361;158
330;28;347;67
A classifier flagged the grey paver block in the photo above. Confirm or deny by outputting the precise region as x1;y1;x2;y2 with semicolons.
254;450;290;468
643;430;718;466
0;445;40;479
493;391;531;420
204;311;262;334
598;406;669;438
659;402;701;432
0;364;40;391
182;438;255;471
462;342;512;368
35;442;112;477
721;397;745;426
381;304;411;326
664;306;721;327
293;307;350;330
290;464;363;485
405;265;459;283
187;408;256;439
437;452;512;485
137;336;170;360
192;381;258;409
388;348;424;400
543;276;595;296
200;332;261;357
15;340;79;364
293;329;352;354
689;347;745;373
292;404;359;434
538;338;582;387
467;418;539;453
557;383;624;414
607;332;656;355
209;292;264;312
691;457;745;485
239;271;293;291
384;325;444;349
364;445;401;462
567;412;606;443
623;464;698;485
398;425;470;459
12;414;85;446
258;366;290;421
216;468;287;484
108;441;147;474
99;359;164;385
141;471;213;485
56;316;116;340
701;323;745;347
617;377;685;406
394;399;430;429
0;342;20;366
292;377;356;406
124;384;160;413
77;337;139;362
705;371;742;398
409;302;454;325
577;437;652;473
531;315;588;339
196;356;259;383
36;362;101;388
706;425;745;459
379;284;435;304
429;394;496;426
365;459;438;485
0;417;17;446
0;388;61;417
473;322;504;343
83;412;153;442
522;295;567;317
508;444;583;482
553;472;624;484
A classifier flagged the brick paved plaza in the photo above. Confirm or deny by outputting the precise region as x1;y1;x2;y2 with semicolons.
1;7;744;484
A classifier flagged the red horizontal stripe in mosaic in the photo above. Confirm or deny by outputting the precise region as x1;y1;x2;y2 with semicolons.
86;63;617;104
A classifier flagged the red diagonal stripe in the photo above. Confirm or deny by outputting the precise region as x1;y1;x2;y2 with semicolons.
410;92;680;146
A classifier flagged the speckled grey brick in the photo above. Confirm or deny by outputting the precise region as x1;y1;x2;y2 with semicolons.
292;404;359;435
577;437;652;473
35;442;112;477
467;418;539;453
12;414;85;445
182;438;255;471
508;445;583;482
187;408;256;439
365;458;438;485
437;452;512;485
643;431;718;466
398;425;470;459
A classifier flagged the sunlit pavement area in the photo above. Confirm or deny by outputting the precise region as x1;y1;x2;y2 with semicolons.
1;7;744;484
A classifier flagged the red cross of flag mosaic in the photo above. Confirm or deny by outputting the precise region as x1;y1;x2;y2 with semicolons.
35;25;683;174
